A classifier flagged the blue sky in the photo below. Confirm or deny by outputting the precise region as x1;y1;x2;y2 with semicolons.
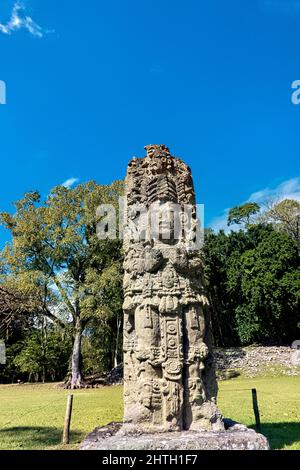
0;0;299;245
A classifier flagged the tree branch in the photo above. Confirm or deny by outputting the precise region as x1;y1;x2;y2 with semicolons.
43;306;66;329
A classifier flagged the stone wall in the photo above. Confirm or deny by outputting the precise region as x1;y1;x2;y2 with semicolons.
103;346;300;385
215;346;300;379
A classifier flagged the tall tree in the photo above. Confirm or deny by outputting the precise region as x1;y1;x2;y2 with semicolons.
0;180;123;388
204;223;300;346
227;228;300;344
0;285;35;341
263;199;300;244
13;324;72;383
227;202;260;227
203;228;254;346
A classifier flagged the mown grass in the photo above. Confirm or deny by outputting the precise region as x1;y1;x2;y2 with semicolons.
0;384;123;450
0;375;299;450
218;375;300;450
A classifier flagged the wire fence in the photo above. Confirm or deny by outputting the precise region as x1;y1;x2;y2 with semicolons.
0;395;68;431
0;385;272;435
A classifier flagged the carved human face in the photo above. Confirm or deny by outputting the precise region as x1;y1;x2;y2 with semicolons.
150;201;181;243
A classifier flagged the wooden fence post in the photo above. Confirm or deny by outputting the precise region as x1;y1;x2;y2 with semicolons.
62;394;73;445
251;388;261;433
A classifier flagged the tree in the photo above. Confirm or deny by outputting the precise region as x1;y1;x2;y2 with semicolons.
263;199;300;244
227;202;260;227
204;223;300;346
0;180;123;388
13;325;72;383
0;285;36;384
204;227;257;346
227;229;300;344
0;285;35;341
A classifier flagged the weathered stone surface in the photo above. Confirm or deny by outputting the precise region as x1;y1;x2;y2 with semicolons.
215;346;300;378
80;421;270;450
122;145;222;433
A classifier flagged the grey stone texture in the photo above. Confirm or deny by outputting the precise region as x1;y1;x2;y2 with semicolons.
80;421;270;450
122;145;222;433
216;346;300;378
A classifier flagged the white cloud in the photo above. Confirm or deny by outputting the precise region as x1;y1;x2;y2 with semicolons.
0;2;48;38
209;177;300;232
248;177;300;204
61;178;79;189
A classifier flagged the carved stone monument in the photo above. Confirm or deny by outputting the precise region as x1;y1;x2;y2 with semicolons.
122;144;222;433
81;145;270;450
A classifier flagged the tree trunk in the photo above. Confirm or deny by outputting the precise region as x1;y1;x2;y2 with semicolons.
114;315;121;368
42;366;46;384
70;318;83;389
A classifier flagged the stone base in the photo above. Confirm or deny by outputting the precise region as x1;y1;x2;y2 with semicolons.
80;420;269;451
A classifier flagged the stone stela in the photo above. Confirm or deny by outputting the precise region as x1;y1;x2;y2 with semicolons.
122;144;223;433
80;145;270;450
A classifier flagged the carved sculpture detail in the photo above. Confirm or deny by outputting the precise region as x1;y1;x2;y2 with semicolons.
123;145;223;432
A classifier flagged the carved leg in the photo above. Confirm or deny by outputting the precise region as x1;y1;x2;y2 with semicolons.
182;305;221;430
124;305;168;432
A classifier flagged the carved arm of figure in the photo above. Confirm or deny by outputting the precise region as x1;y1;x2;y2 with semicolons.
188;250;208;286
144;246;164;273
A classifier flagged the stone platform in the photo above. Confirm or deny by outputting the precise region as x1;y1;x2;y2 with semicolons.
80;420;269;451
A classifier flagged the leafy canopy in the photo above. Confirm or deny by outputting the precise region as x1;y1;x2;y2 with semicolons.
0;180;124;329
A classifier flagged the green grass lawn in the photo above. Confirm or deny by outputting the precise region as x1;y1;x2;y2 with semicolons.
0;375;299;450
218;375;300;450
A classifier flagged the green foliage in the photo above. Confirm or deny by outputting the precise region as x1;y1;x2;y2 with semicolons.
227;202;260;226
228;230;299;344
81;329;113;377
204;224;300;346
263;198;300;243
83;311;123;375
0;341;24;383
0;180;124;385
13;328;72;382
0;181;124;323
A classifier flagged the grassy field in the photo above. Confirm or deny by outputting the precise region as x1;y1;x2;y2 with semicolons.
0;375;299;450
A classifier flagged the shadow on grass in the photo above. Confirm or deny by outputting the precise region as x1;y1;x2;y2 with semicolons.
250;422;300;450
0;426;84;449
1;422;299;450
